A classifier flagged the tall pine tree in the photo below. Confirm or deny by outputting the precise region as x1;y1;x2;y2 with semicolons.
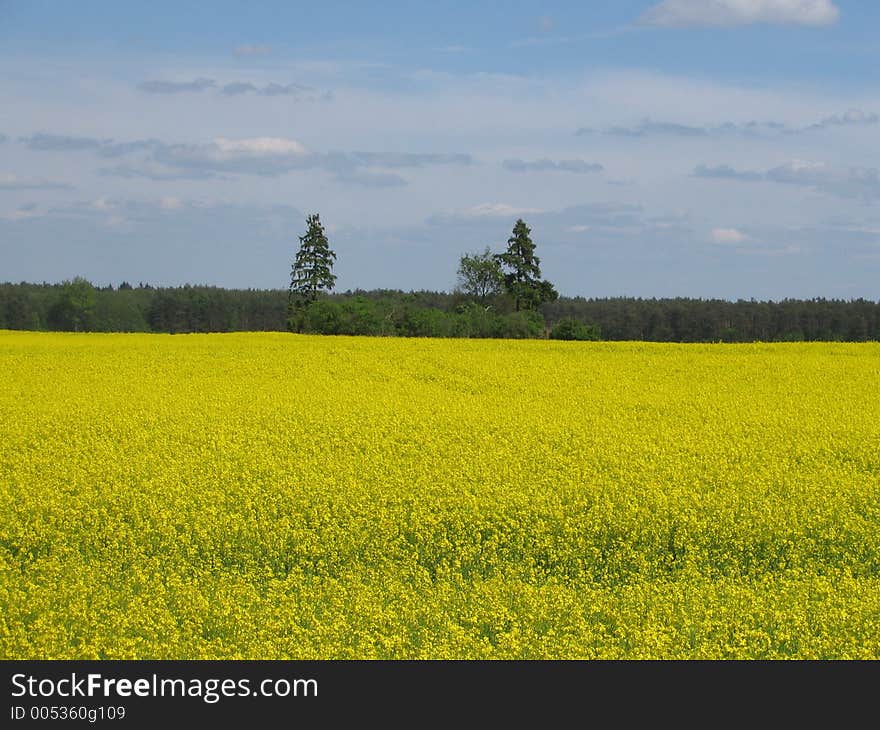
289;213;337;309
495;219;557;311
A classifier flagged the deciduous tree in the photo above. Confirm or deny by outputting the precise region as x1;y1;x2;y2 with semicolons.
48;277;96;332
456;247;504;303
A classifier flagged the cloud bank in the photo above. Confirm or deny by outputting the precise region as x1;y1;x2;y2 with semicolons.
695;159;880;200
21;130;473;186
219;81;315;97
0;174;73;191
136;78;217;94
503;158;604;174
640;0;840;28
576;110;876;138
710;227;750;244
137;77;326;99
20;133;160;158
233;44;272;57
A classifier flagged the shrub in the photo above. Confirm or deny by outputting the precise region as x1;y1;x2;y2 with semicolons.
501;310;546;339
550;317;601;341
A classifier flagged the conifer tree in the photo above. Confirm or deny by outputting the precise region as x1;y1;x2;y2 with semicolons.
289;213;337;308
495;218;557;311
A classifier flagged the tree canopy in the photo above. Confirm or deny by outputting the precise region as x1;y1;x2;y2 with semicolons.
456;247;504;303
47;277;96;332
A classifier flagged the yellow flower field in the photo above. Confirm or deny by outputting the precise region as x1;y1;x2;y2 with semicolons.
1;331;879;659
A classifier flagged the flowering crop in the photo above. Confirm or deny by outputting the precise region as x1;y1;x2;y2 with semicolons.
1;331;879;658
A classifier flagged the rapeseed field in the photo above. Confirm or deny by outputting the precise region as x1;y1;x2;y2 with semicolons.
1;331;878;658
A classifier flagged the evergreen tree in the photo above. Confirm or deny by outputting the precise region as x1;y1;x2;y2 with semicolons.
495;219;558;311
289;214;337;308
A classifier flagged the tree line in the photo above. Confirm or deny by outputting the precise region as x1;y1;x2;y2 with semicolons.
1;213;878;341
3;281;879;341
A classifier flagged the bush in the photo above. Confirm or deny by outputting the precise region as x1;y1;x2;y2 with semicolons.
293;297;550;340
550;317;601;341
342;297;388;335
294;300;344;334
398;306;456;337
455;302;500;338
500;310;545;339
295;297;392;336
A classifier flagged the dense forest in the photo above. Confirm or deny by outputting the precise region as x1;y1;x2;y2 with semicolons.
1;280;878;342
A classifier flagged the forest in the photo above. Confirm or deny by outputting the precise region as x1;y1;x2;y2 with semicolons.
1;279;878;342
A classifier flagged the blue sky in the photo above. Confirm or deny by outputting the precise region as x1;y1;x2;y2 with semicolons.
2;0;879;298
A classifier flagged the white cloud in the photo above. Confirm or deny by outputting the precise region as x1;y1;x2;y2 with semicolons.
697;159;880;200
503;158;604;174
809;109;879;130
137;77;322;98
0;173;72;190
151;137;311;176
334;171;408;188
765;158;830;183
462;203;547;218
837;109;876;124
105;215;129;229
710;227;750;244
91;197;114;211
837;225;880;236
137;78;216;94
23;127;471;186
99;162;219;181
221;81;314;97
213;137;308;156
351;151;472;168
234;44;272;57
640;0;840;28
577;109;878;138
2;204;43;221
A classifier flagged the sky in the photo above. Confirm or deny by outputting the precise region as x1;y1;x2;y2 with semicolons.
1;0;879;299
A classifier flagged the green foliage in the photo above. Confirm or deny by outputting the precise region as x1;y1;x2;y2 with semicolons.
289;213;337;311
95;289;150;332
399;306;456;337
456;247;504;303
47;277;96;332
455;302;505;338
550;317;601;341
0;286;44;330
500;310;545;339
495;219;558;311
292;300;343;335
2;282;880;341
294;297;392;336
288;297;546;339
